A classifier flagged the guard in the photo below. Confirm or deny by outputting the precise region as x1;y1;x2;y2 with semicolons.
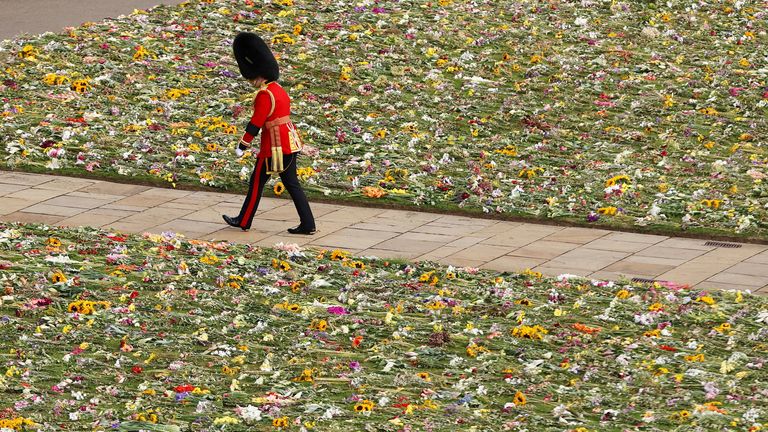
223;32;316;235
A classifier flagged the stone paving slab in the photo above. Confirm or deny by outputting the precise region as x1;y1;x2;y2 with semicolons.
1;171;768;294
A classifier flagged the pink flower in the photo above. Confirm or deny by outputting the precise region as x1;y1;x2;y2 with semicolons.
327;306;349;315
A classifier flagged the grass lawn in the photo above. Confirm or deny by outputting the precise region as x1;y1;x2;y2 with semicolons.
0;222;766;430
0;0;767;239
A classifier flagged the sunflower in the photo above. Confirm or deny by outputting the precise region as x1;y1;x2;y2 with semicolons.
273;182;286;196
350;261;365;270
47;237;61;247
291;280;306;293
70;79;91;94
417;372;430;381
205;142;219;152
279;261;291;271
51;271;67;284
272;416;289;428
353;400;374;412
513;391;526;406
330;249;348;260
287;304;301;312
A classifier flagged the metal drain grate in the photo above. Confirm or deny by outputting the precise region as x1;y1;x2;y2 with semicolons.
704;241;742;248
631;277;658;283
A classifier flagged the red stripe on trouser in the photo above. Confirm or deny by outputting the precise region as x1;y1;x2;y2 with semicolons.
240;158;264;228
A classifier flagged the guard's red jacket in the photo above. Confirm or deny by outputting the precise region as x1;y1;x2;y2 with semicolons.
240;82;300;159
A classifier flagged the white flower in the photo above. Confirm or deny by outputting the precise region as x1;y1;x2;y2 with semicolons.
756;310;768;324
574;17;588;26
322;406;343;419
238;405;262;422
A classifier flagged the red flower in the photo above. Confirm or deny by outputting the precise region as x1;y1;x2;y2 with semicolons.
132;366;143;374
352;335;363;348
174;384;195;393
659;345;677;352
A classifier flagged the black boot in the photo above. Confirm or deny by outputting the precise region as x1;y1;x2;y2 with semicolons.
287;225;316;235
223;215;248;232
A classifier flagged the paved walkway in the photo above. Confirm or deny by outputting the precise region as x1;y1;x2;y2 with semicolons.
0;0;185;41
2;171;767;294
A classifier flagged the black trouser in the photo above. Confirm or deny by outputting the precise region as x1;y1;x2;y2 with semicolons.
237;152;315;231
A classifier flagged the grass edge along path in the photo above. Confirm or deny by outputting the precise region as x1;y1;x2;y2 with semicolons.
2;167;766;246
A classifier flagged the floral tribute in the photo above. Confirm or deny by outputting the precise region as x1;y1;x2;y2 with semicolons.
0;222;766;431
1;1;768;237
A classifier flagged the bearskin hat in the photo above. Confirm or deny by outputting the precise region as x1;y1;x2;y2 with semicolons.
232;32;279;81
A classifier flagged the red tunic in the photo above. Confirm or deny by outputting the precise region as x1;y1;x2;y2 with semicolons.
240;82;297;159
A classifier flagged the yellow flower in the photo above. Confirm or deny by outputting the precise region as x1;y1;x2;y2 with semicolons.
495;145;518;156
47;237;61;247
518;167;543;179
522;269;542;279
713;322;732;333
51;271;68;284
597;206;618;216
417;372;431;381
615;289;631;299
605;175;631;187
353;400;375;413
700;199;723;209
466;343;488;357
271;33;296;45
297;166;316;180
293;24;302;35
513;391;526;406
213;416;240;425
18;45;39;60
293;368;314;383
133;45;150;61
330;249;349;260
0;417;36;429
511;325;548;340
70;79;91;94
271;259;292;271
200;254;219;265
274;182;286;196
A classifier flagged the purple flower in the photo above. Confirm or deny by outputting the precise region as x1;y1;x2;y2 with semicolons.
327;306;349;315
586;212;599;222
220;70;238;78
349;361;360;371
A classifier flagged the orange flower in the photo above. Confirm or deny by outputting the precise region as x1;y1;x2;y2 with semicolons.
362;186;386;198
572;323;601;335
352;335;363;348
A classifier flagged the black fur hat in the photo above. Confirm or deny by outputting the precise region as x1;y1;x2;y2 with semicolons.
232;32;279;81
